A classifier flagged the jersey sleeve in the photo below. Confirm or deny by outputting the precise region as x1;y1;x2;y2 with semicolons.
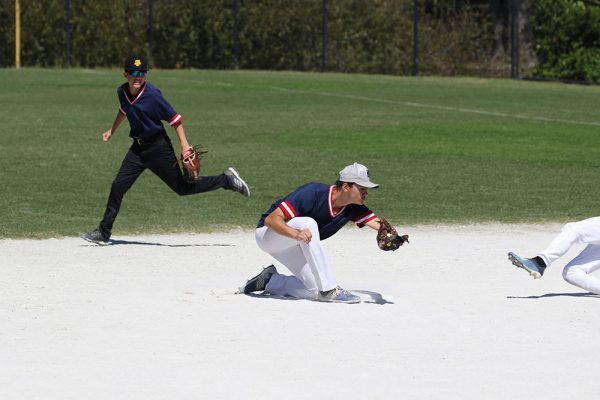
155;89;183;127
277;185;317;219
347;205;377;228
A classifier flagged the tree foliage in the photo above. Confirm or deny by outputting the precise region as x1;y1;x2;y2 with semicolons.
530;0;600;82
3;0;598;82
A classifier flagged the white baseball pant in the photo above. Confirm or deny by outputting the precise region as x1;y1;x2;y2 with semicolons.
537;217;600;294
255;217;337;300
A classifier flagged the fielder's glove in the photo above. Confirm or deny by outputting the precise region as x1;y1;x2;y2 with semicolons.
180;144;208;183
376;218;409;251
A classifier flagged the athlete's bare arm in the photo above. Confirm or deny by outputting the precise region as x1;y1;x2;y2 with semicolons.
365;218;381;231
265;208;312;243
173;123;191;154
102;111;126;142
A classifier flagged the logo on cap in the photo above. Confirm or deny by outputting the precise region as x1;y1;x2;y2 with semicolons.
134;59;142;67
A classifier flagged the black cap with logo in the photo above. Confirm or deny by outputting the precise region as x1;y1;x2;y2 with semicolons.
124;55;148;72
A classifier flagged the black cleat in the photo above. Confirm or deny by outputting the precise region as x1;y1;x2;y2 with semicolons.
243;265;277;294
80;229;110;245
225;167;250;197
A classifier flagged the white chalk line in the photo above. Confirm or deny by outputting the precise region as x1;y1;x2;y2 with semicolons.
269;86;600;127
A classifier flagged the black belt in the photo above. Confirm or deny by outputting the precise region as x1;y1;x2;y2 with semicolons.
133;133;164;147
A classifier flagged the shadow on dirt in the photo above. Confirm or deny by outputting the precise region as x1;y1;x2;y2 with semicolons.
507;292;600;299
82;239;234;247
241;289;394;305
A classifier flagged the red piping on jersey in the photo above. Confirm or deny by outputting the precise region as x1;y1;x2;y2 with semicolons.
124;82;147;105
278;200;297;219
328;185;345;217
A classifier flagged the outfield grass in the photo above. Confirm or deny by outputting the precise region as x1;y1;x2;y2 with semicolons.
1;68;599;238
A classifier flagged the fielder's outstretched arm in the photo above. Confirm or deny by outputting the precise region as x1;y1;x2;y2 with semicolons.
365;218;382;231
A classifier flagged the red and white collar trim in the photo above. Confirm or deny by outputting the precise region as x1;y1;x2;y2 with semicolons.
328;185;345;217
125;82;146;105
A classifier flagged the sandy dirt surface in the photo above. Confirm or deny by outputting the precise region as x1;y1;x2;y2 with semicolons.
1;224;599;399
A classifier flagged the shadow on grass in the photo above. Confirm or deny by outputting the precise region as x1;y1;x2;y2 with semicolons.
507;292;600;299
241;289;394;305
82;239;234;247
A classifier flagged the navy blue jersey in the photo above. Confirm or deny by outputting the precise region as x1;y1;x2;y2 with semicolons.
257;182;377;240
117;82;183;139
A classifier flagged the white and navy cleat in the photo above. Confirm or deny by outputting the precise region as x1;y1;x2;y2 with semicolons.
225;167;250;197
317;286;361;304
508;252;546;279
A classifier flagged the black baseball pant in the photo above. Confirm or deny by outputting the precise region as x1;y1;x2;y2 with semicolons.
99;132;229;238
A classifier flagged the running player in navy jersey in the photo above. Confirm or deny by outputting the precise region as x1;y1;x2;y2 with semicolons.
240;163;409;303
80;54;249;245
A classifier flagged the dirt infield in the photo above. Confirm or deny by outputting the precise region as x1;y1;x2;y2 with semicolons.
1;224;599;399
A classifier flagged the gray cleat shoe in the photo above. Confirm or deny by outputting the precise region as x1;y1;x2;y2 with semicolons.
225;167;250;197
243;265;277;294
80;229;110;245
508;252;546;279
317;286;361;304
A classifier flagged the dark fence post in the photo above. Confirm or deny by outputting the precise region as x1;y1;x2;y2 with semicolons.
232;0;239;68
511;0;520;78
412;0;419;76
147;0;154;61
65;0;71;67
321;0;328;72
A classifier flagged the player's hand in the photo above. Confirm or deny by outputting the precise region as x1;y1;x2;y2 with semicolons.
102;130;112;142
295;228;312;244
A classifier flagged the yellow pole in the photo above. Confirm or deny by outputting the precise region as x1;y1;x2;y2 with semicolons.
15;0;20;69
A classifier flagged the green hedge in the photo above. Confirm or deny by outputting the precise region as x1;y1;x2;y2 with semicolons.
5;0;600;81
0;0;500;76
530;0;600;82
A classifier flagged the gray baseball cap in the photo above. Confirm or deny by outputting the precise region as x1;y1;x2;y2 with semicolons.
338;162;379;188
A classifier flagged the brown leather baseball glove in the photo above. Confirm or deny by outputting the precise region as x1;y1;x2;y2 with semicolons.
377;218;409;251
180;145;208;182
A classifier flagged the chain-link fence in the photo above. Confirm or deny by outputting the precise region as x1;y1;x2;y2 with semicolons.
0;0;533;78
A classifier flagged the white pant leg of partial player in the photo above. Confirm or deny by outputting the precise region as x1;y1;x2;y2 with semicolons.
538;217;600;266
562;244;600;294
255;217;337;298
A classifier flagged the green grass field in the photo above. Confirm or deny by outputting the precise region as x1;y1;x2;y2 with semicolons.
1;68;599;238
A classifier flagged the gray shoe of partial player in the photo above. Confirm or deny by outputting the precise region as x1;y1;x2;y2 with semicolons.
317;286;361;304
225;167;250;197
243;265;277;294
508;252;546;279
80;229;110;245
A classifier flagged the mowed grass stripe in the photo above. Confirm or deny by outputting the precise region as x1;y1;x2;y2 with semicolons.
0;69;599;238
268;86;600;127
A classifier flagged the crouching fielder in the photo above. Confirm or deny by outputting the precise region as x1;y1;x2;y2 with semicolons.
509;217;600;294
240;163;409;304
